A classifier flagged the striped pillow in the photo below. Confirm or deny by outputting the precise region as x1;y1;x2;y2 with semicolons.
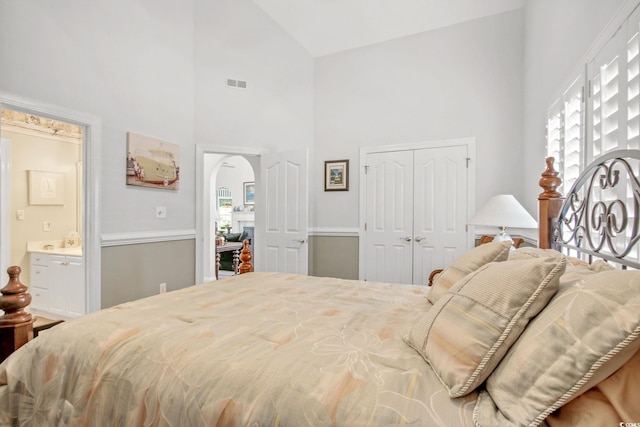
428;241;512;304
406;256;566;398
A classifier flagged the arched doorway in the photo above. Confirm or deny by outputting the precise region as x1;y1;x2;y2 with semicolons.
196;146;260;283
212;155;255;279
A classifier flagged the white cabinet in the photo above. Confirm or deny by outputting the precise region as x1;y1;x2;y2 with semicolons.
30;253;85;318
30;253;50;312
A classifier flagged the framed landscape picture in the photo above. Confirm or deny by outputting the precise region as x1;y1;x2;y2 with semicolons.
243;181;255;205
324;159;349;191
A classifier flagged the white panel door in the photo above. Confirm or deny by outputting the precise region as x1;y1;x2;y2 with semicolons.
364;145;468;285
261;149;309;274
364;150;414;284
413;146;468;285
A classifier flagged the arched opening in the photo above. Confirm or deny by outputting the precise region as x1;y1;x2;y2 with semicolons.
212;155;255;279
199;150;259;282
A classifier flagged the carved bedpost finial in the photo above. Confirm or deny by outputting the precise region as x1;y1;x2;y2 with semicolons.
539;157;562;200
238;239;254;274
0;266;33;325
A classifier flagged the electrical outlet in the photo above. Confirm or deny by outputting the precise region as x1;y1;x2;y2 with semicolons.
156;206;167;219
159;282;166;294
16;210;25;220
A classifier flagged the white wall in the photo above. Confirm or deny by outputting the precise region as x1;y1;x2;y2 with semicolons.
522;0;626;214
0;0;314;239
0;0;196;234
194;0;314;154
313;10;525;229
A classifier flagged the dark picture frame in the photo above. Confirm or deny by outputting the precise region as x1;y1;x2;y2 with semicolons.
324;160;349;191
243;181;255;205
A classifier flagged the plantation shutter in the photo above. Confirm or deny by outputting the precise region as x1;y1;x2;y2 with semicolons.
546;99;563;176
627;7;640;151
546;76;583;194
562;78;584;193
588;34;621;161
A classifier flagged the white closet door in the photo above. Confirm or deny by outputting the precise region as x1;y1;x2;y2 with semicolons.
413;146;468;285
364;150;414;284
363;145;469;285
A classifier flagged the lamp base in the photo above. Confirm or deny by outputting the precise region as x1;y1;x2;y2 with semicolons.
494;227;514;247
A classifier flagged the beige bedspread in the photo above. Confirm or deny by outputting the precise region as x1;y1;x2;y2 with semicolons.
0;272;476;426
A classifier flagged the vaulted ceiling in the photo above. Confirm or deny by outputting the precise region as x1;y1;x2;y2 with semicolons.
252;0;525;57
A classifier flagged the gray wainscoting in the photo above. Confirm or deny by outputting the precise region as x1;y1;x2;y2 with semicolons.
101;239;195;309
309;235;359;280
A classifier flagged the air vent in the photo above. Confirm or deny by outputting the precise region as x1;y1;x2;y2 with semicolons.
227;78;247;89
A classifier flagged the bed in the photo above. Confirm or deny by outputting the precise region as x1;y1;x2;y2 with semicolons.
0;151;639;426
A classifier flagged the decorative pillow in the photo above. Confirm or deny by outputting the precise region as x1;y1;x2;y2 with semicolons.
508;247;565;261
428;241;512;304
546;347;640;427
406;256;566;398
474;269;640;427
509;247;589;267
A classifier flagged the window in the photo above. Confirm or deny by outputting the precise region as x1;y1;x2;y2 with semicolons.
217;187;232;234
547;4;640;262
547;5;640;184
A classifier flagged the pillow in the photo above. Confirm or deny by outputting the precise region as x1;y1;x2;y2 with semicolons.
428;241;512;304
547;347;640;427
509;247;588;267
474;269;640;427
508;247;564;261
406;256;566;398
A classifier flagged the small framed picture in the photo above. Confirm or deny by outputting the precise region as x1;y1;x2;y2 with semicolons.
243;181;255;205
324;160;349;191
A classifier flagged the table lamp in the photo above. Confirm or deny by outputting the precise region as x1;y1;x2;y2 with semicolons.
467;194;538;244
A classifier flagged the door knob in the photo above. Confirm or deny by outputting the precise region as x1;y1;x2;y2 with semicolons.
294;238;306;244
401;236;412;242
414;236;424;242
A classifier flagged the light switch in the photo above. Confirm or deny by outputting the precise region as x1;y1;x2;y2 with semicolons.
43;221;51;232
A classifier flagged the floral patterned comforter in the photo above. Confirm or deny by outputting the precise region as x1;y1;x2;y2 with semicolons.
0;272;476;426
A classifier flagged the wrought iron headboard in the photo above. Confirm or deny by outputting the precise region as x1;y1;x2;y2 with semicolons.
553;149;640;269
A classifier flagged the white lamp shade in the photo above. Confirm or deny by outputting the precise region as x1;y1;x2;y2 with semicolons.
468;194;538;228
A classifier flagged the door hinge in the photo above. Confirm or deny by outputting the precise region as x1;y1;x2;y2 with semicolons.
466;157;471;168
364;222;367;231
364;165;369;174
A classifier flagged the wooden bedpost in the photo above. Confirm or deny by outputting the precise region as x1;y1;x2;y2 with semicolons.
538;157;564;249
238;239;254;274
0;266;34;362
